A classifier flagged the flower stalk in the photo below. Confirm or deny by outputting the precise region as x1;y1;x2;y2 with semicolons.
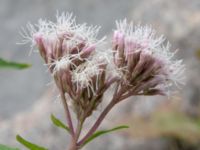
58;77;75;137
78;93;118;146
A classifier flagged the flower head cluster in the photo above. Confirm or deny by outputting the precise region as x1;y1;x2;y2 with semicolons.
23;12;111;118
22;13;185;119
112;19;185;96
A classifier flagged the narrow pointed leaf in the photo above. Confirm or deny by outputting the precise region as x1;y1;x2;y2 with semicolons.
0;58;31;69
16;135;48;150
50;114;70;132
0;144;20;150
82;125;129;147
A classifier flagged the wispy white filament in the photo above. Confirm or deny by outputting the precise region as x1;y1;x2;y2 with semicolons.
114;19;185;89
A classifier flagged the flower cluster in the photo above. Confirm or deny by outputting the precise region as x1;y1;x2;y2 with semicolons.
112;19;185;96
22;13;185;119
23;13;111;119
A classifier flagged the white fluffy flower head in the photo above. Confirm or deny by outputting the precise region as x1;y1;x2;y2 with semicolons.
20;12;185;98
21;12;112;96
113;19;185;94
20;12;186;120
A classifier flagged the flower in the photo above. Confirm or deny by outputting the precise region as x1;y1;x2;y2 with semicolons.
112;19;185;96
21;12;113;118
21;13;185;118
19;13;186;149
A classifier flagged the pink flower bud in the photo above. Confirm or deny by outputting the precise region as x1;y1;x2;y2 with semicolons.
33;33;47;61
81;45;95;59
112;31;125;67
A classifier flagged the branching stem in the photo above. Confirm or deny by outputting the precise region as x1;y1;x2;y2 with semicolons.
78;82;122;146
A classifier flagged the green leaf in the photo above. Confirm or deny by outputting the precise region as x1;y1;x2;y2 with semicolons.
0;58;31;69
50;114;70;132
0;144;20;150
82;125;129;147
16;135;48;150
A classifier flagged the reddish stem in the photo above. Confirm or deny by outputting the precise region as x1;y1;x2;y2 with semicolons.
78;82;121;146
78;99;116;146
67;140;78;150
59;79;75;137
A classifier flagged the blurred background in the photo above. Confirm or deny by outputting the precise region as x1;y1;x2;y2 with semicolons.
0;0;200;149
